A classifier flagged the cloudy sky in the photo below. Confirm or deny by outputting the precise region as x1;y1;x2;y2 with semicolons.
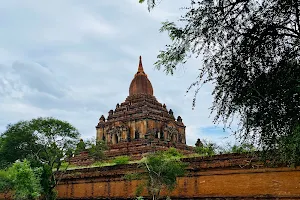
0;0;237;146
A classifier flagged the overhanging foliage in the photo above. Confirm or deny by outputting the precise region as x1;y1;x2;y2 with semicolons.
140;0;300;165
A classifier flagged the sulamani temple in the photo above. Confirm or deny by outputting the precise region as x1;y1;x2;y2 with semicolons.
95;56;193;158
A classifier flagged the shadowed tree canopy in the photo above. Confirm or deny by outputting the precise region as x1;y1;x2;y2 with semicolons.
139;0;300;161
0;117;80;168
74;139;86;155
0;160;42;200
86;139;108;161
125;148;186;200
0;117;80;199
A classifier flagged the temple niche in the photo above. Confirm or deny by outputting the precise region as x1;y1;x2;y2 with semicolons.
96;56;189;157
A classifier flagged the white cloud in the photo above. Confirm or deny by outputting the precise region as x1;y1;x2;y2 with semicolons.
0;0;237;146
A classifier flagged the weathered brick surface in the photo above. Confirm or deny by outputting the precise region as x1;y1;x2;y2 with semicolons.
1;154;299;200
104;139;194;159
68;151;94;166
55;154;300;200
95;57;190;154
69;139;194;166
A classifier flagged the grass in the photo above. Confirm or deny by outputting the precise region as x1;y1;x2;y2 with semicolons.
182;153;203;158
91;161;116;167
56;157;147;171
112;156;130;165
55;162;85;171
55;151;205;171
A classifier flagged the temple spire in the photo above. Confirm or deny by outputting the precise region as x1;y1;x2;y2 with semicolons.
130;56;153;95
138;56;144;73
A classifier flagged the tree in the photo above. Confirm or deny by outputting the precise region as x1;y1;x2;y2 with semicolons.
231;143;256;154
86;139;108;161
194;140;217;156
261;125;300;167
0;160;42;200
0;117;80;200
139;0;300;164
139;0;156;11
0;121;39;168
218;142;256;154
74;139;86;155
126;149;186;200
143;150;186;200
0;169;12;198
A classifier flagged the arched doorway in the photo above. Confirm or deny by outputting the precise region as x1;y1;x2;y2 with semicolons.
135;131;140;140
127;131;131;142
112;134;119;144
155;130;159;139
160;131;164;139
170;133;177;143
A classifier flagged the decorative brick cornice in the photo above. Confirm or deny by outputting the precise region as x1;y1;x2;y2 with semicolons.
97;93;185;128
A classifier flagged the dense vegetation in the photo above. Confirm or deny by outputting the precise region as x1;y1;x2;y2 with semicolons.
125;148;186;200
74;138;108;161
0;160;42;200
0;115;281;200
0;117;80;200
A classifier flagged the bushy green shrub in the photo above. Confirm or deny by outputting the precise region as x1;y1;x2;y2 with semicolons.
194;140;216;156
74;139;86;155
124;173;142;181
231;143;256;154
0;160;42;200
0;170;12;194
123;150;186;200
113;156;130;165
135;184;145;197
87;140;108;161
164;147;183;158
92;161;115;167
218;142;256;155
143;151;186;199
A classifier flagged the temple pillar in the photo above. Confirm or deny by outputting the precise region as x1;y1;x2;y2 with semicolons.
132;120;136;139
112;134;118;144
96;128;100;141
100;129;104;141
107;132;111;143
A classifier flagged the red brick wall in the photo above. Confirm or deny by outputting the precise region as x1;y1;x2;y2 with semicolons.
55;154;300;199
2;154;300;200
55;168;300;199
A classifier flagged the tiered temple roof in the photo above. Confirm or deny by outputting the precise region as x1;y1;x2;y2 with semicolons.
94;56;192;158
96;56;184;130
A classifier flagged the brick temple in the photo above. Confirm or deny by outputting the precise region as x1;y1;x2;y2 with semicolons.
96;56;193;158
